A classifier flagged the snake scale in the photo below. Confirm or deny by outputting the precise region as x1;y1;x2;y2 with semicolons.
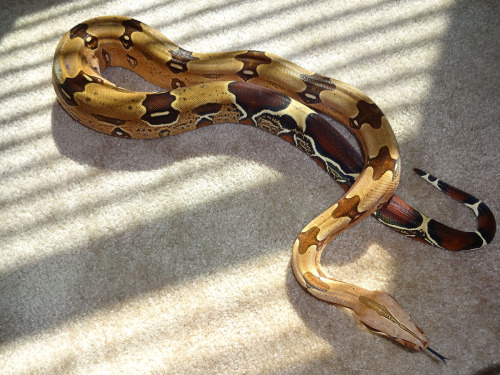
52;16;495;360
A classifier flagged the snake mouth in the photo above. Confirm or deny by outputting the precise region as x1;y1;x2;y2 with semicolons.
395;337;428;352
363;324;382;334
358;312;438;358
362;323;428;351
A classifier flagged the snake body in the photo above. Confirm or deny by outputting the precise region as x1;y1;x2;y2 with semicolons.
52;16;496;355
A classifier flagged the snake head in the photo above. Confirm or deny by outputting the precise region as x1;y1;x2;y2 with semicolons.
354;291;429;351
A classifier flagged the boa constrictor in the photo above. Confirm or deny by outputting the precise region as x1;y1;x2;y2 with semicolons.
52;16;496;361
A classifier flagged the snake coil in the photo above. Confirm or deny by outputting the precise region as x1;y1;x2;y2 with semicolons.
53;16;495;359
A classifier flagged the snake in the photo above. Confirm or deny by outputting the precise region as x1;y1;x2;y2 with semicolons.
52;16;495;360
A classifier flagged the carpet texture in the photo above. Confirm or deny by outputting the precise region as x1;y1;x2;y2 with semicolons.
1;1;498;374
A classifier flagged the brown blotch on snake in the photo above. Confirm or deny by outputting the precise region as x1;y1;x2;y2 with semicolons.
298;73;337;104
349;100;384;130
166;48;198;74
141;92;180;126
366;146;400;181
296;227;321;255
235;50;272;81
119;18;143;49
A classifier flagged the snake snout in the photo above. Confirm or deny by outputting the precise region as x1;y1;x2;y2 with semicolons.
355;291;429;351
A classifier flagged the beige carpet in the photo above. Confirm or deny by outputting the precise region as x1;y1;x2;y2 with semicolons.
1;1;498;374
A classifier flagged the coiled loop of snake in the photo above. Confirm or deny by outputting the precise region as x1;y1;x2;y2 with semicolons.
52;16;492;357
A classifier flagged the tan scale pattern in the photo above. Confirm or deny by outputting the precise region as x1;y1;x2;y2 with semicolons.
53;16;449;353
